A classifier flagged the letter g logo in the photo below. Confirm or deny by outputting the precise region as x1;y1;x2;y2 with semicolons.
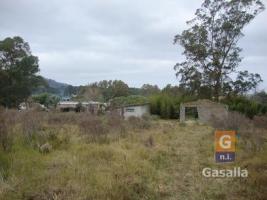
215;131;236;152
219;135;231;149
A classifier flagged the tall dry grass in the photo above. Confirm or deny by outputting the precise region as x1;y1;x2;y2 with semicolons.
0;109;266;200
0;108;18;151
210;111;267;153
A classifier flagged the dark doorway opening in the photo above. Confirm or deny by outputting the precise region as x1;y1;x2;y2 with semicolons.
185;107;198;120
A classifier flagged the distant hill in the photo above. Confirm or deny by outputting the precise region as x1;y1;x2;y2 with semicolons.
46;79;69;89
45;79;70;97
32;78;72;97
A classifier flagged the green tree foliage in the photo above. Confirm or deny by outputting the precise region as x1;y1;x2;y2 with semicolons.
222;96;267;119
149;95;181;119
109;80;129;99
252;91;267;105
174;0;264;100
149;84;199;119
82;84;104;101
128;87;142;95
32;93;60;108
141;84;160;96
63;85;79;97
110;95;148;107
0;36;44;107
76;80;129;101
223;71;262;96
162;84;183;97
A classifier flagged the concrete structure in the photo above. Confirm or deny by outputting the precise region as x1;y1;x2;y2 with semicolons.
57;101;78;112
85;101;107;114
19;102;28;111
180;99;228;124
57;101;106;113
116;104;150;119
19;102;47;111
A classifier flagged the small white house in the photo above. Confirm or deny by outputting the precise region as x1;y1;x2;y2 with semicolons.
57;101;107;113
57;101;78;111
117;103;150;119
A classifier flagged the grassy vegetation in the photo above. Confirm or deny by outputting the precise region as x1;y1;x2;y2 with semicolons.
0;111;267;200
222;96;267;119
110;95;149;107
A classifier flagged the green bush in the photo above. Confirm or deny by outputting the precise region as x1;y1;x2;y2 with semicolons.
32;93;60;108
149;95;180;119
223;96;267;119
110;95;148;107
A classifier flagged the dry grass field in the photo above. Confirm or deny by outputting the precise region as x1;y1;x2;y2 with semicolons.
0;111;267;200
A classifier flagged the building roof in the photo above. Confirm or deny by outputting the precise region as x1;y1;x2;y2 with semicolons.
58;101;106;106
58;101;79;105
115;103;150;108
181;99;228;108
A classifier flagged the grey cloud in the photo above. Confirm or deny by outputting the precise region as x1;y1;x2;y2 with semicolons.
0;0;266;89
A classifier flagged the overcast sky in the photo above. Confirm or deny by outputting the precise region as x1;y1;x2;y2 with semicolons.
0;0;267;89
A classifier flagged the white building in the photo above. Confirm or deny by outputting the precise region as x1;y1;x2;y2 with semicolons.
116;103;150;119
57;101;106;113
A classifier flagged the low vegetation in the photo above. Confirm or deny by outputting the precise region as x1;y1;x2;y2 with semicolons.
222;96;267;119
32;93;60;108
110;95;149;107
149;94;181;119
0;109;266;200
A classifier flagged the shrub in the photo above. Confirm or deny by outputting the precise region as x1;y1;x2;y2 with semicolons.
222;96;267;119
149;95;180;119
110;95;148;107
32;93;60;108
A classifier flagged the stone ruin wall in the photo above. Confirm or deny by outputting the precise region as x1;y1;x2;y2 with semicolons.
180;100;228;125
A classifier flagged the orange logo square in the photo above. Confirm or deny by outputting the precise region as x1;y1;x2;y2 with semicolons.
215;131;236;152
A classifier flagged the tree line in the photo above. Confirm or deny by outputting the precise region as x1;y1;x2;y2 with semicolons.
0;0;266;119
0;37;45;108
